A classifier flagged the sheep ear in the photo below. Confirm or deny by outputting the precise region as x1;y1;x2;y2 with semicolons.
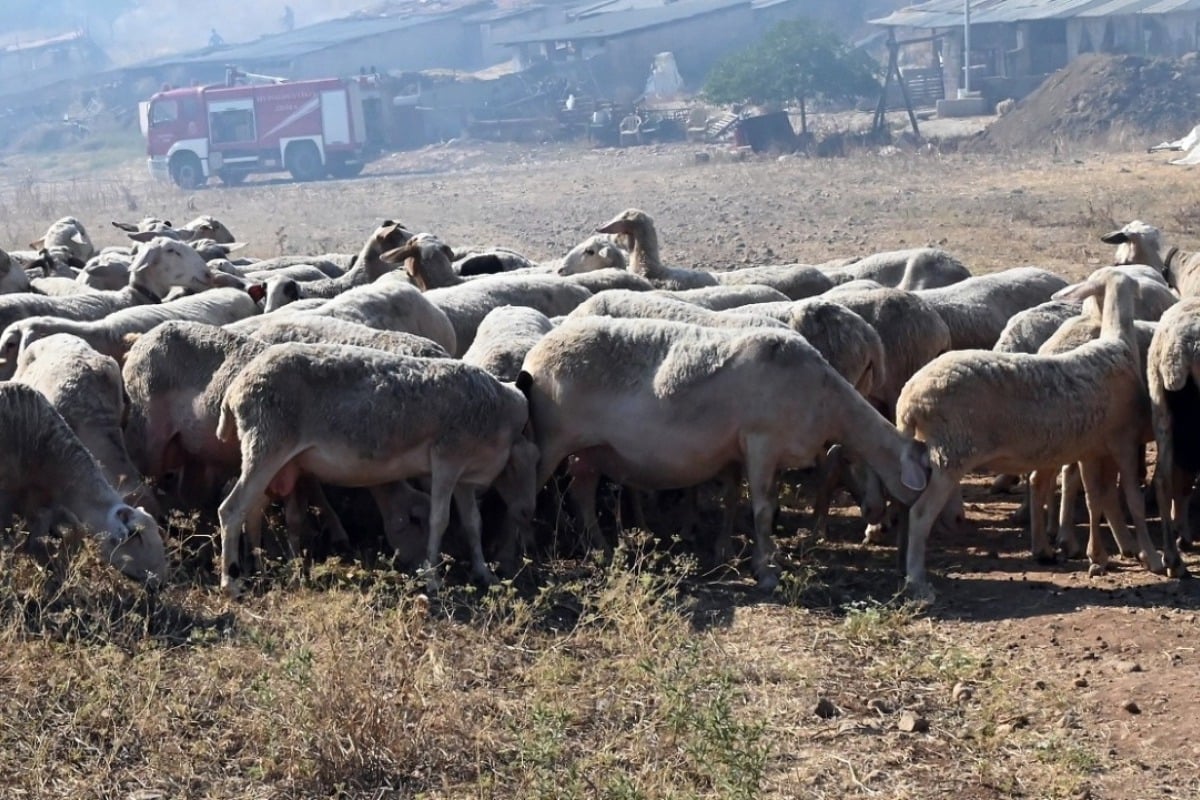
900;441;929;492
28;237;45;250
283;280;300;301
1100;230;1130;244
71;231;87;246
223;242;249;252
439;244;455;261
347;254;358;268
127;231;158;243
112;221;138;232
381;244;419;265
1052;280;1101;303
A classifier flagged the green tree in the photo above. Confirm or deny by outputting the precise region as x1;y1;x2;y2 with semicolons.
704;21;881;133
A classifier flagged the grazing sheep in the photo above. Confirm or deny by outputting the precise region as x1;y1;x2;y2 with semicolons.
0;382;166;585
215;342;538;595
1147;297;1200;576
388;239;591;355
462;306;554;382
915;267;1069;350
517;317;930;590
994;300;1082;354
1104;220;1200;298
654;284;789;309
896;270;1165;601
0;286;261;368
823;248;970;290
795;287;950;418
12;334;155;512
0;237;216;374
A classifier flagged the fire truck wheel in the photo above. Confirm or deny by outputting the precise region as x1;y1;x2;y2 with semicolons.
285;142;324;182
170;153;204;190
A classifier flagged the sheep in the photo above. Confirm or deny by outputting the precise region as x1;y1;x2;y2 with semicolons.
262;221;411;311
654;284;790;309
122;215;237;245
914;267;1069;350
0;237;215;374
517;316;930;590
1035;311;1158;562
111;217;172;235
11;334;156;513
215;342;538;595
0;286;261;368
780;287;950;419
564;269;654;294
0;382;166;586
994;300;1082;354
709;264;834;300
558;235;629;275
594;209;718;290
823;247;970;290
895;270;1165;601
29;216;95;264
388;240;591;355
1146;297;1200;577
235;253;349;277
0;249;31;294
453;247;537;276
261;272;459;353
462;306;554;382
78;250;136;291
569;289;787;332
1103;220;1200;298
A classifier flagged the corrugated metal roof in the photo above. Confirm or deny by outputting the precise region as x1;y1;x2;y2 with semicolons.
129;11;466;69
463;4;547;23
872;0;1200;27
498;0;747;42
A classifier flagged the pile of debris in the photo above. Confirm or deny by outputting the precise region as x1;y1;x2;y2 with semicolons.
975;53;1200;150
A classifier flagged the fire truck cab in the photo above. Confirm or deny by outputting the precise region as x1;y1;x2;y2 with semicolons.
144;73;369;189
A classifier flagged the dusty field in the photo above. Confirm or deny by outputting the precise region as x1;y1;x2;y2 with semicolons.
2;140;1200;798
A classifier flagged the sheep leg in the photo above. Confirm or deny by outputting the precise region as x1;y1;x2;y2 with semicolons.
566;468;612;561
809;444;845;541
743;437;781;592
452;483;496;586
1028;467;1057;563
991;473;1021;494
1076;459;1114;576
713;468;742;566
422;463;464;592
216;470;279;597
1055;463;1084;559
1155;462;1185;576
1176;469;1197;551
1092;458;1139;558
904;467;962;602
1114;446;1165;574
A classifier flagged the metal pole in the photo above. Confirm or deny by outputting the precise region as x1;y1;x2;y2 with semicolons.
963;0;972;94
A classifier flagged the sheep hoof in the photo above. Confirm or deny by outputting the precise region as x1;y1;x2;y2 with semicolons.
1166;562;1191;580
1034;551;1059;566
902;577;935;606
1140;551;1167;575
1087;562;1107;578
221;575;244;599
755;571;780;594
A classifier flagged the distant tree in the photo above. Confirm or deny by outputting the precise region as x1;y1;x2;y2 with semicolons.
704;21;881;133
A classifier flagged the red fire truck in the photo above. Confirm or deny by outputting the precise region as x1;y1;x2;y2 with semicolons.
142;71;371;188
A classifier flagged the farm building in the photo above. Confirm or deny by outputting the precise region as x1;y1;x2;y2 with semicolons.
872;0;1200;103
0;30;110;100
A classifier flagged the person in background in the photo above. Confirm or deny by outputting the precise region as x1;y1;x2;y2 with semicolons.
209;28;225;47
282;5;295;31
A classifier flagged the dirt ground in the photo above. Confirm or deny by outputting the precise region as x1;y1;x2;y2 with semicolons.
3;138;1200;797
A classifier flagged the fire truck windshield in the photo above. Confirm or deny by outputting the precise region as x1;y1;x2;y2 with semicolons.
149;100;178;126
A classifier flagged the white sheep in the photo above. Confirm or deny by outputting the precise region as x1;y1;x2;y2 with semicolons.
12;333;156;513
462;305;555;382
915;267;1069;349
0;382;166;586
517;316;930;590
653;284;789;309
216;342;538;595
29;216;95;264
1104;220;1200;298
0;286;261;369
896;270;1165;601
1146;297;1200;577
388;239;592;356
824;248;970;290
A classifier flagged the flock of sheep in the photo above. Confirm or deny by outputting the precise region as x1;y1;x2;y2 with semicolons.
0;210;1197;602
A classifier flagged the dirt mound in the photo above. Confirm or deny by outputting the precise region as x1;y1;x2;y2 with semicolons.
976;53;1200;150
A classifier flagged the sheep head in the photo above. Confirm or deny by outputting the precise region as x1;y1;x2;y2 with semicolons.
129;237;214;298
101;503;168;588
382;239;454;291
180;215;236;244
596;208;652;237
1102;220;1165;272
